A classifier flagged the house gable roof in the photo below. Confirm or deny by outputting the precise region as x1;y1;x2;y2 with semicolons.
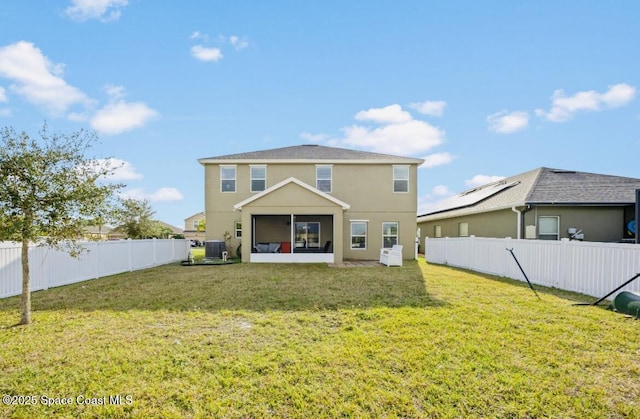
234;177;351;210
199;144;424;165
526;169;640;204
419;167;640;222
184;211;205;221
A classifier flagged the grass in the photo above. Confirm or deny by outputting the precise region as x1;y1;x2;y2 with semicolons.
0;260;638;418
189;247;205;261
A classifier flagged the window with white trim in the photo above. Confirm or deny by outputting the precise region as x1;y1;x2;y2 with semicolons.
250;165;266;192
434;225;442;238
220;166;236;192
316;165;332;193
538;216;559;240
192;220;199;229
350;221;367;249
382;222;399;248
393;165;409;193
234;221;242;239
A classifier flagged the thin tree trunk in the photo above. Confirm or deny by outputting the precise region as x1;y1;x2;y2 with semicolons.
20;238;31;325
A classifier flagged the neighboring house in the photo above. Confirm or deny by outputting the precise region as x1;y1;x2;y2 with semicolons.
155;221;184;239
418;167;640;244
110;221;183;239
83;225;114;240
184;212;206;242
198;144;424;263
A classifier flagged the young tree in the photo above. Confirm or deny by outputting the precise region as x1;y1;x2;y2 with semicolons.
112;197;156;239
0;124;124;325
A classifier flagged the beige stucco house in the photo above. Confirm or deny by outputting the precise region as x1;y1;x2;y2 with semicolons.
198;144;424;263
184;211;206;242
418;167;640;245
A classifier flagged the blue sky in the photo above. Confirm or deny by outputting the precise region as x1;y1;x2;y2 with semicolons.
1;1;639;229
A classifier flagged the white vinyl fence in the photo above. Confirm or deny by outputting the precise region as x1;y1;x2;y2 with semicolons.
425;237;640;299
0;239;190;299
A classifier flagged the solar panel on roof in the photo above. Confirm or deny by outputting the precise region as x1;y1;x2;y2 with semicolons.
428;180;520;214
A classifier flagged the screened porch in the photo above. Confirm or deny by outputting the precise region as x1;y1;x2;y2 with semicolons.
250;214;334;263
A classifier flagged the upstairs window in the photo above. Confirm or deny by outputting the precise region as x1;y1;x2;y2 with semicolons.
250;165;266;192
221;166;236;192
393;165;409;193
316;165;332;193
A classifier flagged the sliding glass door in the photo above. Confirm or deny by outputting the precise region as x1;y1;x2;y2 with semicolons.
294;222;320;248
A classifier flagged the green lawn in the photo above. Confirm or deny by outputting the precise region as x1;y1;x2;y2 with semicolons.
0;260;638;418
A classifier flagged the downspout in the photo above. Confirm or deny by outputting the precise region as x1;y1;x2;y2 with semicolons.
511;205;532;239
511;207;522;239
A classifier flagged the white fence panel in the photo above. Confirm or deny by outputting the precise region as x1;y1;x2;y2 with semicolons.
425;237;640;298
0;239;190;299
97;240;131;277
0;243;22;298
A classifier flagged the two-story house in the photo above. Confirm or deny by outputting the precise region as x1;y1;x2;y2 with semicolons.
198;144;424;263
183;211;206;244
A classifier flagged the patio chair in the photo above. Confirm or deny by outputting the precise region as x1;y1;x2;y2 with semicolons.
380;244;403;267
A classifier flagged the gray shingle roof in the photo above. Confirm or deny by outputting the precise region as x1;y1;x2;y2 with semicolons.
527;169;640;203
419;167;640;221
199;144;424;164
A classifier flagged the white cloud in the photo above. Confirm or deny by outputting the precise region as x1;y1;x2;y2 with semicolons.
191;45;223;62
65;0;128;22
600;83;636;107
409;100;446;117
90;85;157;135
417;195;434;215
122;187;184;202
0;86;6;102
300;132;329;142
0;41;90;116
190;31;208;41
229;36;249;50
420;152;454;169
465;174;505;188
0;108;11;117
338;119;444;155
355;104;412;124
91;101;157;135
319;104;444;155
104;84;126;100
93;158;143;180
418;185;456;215
487;110;529;134
432;185;452;196
189;32;249;61
535;83;636;122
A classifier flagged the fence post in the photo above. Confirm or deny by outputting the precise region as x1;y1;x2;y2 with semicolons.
559;239;568;288
39;245;49;291
128;239;133;272
153;238;158;266
503;237;512;278
95;241;100;279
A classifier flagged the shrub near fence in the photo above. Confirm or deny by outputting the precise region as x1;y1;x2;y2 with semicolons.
424;236;640;299
0;239;190;299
